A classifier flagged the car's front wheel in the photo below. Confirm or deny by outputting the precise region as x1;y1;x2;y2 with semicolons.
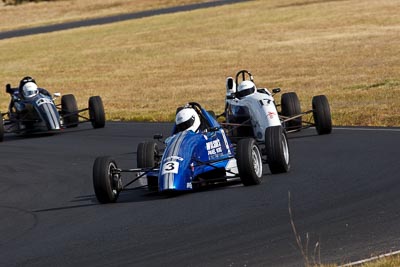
61;94;79;128
89;96;105;128
265;125;290;174
236;138;263;186
312;95;332;135
137;141;159;191
93;156;121;204
281;92;302;131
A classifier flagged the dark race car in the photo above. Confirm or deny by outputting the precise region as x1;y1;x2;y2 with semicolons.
0;78;105;141
93;102;263;204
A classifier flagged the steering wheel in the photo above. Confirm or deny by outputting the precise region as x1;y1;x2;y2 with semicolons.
187;102;202;112
235;70;254;86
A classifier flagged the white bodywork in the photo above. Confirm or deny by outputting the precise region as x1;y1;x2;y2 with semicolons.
226;89;281;141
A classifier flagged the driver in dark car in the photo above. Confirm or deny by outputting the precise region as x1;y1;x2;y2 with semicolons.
7;76;52;116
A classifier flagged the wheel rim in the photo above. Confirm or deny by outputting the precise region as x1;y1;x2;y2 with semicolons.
251;145;263;177
281;133;289;164
108;162;119;196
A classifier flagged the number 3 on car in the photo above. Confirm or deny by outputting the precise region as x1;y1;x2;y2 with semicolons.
162;161;179;175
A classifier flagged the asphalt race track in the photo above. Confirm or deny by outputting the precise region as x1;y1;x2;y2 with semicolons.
0;122;399;266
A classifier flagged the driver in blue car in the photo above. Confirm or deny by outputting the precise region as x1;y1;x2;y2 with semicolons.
175;107;202;133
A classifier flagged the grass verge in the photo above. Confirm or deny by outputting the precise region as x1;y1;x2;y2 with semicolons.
0;0;399;126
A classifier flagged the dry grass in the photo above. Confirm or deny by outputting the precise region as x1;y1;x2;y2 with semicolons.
359;254;400;267
0;0;399;126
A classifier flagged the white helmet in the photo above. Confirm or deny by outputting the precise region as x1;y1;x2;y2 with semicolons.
237;80;256;98
175;108;201;133
22;82;39;98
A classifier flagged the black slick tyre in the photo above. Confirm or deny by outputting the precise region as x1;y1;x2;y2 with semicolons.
89;96;105;128
0;116;4;142
265;125;290;174
236;138;263;186
61;94;79;128
93;156;121;204
137;141;159;191
312;95;332;135
281;92;302;131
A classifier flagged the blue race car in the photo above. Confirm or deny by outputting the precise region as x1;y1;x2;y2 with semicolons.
0;77;105;141
93;102;263;203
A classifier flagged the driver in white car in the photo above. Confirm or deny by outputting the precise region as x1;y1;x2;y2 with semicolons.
225;77;281;141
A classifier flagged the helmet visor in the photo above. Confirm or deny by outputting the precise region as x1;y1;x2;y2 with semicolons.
237;86;255;98
176;116;195;132
25;89;38;97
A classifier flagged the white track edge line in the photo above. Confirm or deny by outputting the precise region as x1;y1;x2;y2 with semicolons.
334;127;400;132
340;249;400;266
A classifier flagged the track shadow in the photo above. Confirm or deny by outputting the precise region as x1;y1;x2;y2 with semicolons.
286;128;332;140
1;124;101;143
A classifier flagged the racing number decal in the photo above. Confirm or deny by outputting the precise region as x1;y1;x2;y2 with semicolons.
36;98;53;106
162;161;179;175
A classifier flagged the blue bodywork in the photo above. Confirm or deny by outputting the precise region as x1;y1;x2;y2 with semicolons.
148;107;237;192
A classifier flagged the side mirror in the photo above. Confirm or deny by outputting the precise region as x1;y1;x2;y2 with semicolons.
153;134;163;140
226;77;236;97
272;88;281;94
53;92;61;97
208;127;220;132
6;84;12;94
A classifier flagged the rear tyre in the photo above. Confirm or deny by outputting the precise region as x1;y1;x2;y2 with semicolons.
312;95;332;135
89;96;105;128
61;94;79;128
93;156;121;204
236;138;263;186
281;92;302;131
0;117;4;142
137;141;159;191
265;126;290;174
0;118;4;142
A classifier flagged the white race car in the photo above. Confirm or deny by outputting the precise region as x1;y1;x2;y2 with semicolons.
220;70;332;174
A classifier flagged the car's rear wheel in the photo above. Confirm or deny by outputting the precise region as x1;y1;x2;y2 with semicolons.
236;138;263;186
89;96;105;128
137;141;159;191
61;94;79;128
93;156;121;204
265;125;290;174
281;92;302;131
312;95;332;135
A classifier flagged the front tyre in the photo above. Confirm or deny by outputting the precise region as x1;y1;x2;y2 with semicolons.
236;138;263;186
137;141;159;191
265;126;290;174
61;94;79;128
93;156;121;203
312;95;332;135
89;96;105;128
281;92;302;131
